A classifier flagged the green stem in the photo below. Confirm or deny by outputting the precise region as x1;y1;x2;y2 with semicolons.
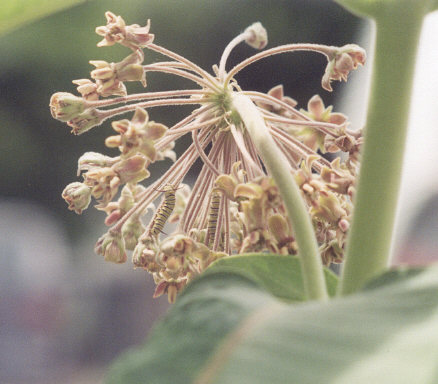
232;93;328;301
338;2;428;295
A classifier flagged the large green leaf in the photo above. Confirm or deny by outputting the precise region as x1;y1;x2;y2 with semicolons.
0;0;90;37
107;265;438;384
209;253;338;301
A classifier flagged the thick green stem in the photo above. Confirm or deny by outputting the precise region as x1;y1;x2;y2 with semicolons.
232;93;328;301
338;3;427;295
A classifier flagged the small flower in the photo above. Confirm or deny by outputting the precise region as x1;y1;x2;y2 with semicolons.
116;50;146;85
112;155;150;184
89;60;127;97
67;108;103;135
295;94;347;152
268;214;297;255
310;190;347;225
320;158;355;195
50;92;86;122
90;50;146;97
322;44;366;91
95;11;154;50
80;154;148;207
255;84;297;116
62;182;92;214
77;152;118;176
106;107;167;161
83;166;120;206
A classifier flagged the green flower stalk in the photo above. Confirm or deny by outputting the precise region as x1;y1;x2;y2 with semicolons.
336;0;438;295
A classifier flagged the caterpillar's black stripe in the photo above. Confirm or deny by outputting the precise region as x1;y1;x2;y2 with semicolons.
207;192;221;248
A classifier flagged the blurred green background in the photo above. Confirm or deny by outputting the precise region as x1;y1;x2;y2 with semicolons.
0;1;365;383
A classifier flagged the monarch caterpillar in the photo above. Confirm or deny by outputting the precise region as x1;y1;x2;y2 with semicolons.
149;184;177;238
206;191;221;248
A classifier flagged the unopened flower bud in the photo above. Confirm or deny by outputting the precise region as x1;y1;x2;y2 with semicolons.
62;182;92;214
50;92;86;122
245;22;268;50
95;230;127;263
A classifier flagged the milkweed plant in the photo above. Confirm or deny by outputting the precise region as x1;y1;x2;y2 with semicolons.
49;0;438;382
51;10;366;302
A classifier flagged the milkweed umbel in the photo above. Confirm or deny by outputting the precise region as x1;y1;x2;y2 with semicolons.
206;191;221;248
148;184;177;238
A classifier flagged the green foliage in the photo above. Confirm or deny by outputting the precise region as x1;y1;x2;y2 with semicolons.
106;265;438;384
0;0;89;37
209;253;338;301
362;266;426;291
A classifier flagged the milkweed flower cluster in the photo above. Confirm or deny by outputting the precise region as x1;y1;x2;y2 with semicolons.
51;12;365;302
